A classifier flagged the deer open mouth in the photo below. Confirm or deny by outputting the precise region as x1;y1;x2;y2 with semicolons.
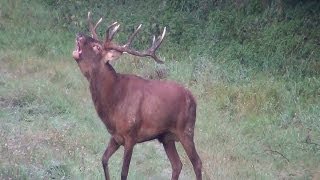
72;38;82;60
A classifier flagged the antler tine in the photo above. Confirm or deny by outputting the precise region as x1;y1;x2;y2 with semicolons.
151;35;156;46
87;12;102;40
124;24;142;48
106;22;120;43
149;27;166;52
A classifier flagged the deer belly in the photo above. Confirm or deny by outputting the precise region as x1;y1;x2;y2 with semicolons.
136;118;175;143
136;129;165;143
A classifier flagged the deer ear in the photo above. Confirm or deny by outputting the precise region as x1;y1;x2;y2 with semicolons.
102;50;122;63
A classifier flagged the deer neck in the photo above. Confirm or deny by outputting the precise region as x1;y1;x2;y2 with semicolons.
89;61;118;132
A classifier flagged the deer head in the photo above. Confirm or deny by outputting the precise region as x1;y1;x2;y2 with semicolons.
72;12;166;79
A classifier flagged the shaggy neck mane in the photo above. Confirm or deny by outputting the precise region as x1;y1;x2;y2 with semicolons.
89;62;118;130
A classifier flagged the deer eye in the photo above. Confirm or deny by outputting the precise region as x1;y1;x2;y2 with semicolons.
93;45;100;50
92;44;101;54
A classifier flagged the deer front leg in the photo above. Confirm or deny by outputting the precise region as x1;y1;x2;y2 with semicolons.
121;139;135;180
102;137;120;180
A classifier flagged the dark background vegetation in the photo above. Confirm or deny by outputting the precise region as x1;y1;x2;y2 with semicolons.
0;0;319;179
46;0;320;76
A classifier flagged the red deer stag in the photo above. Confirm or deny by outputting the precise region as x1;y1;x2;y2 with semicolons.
72;12;202;180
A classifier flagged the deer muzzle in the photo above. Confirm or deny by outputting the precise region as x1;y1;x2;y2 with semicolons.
72;34;84;60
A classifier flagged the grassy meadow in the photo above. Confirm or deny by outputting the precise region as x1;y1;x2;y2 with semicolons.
0;0;320;179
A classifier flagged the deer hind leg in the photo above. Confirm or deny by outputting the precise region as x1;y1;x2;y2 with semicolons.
102;137;120;180
179;132;202;180
121;138;135;180
162;138;182;180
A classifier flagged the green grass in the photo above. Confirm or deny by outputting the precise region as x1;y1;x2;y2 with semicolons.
1;0;320;179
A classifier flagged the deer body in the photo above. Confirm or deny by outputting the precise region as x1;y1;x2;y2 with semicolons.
72;12;202;180
90;61;196;145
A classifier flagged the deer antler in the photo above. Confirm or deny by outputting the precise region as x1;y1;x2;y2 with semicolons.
123;24;142;48
104;23;166;64
87;12;102;40
105;22;120;43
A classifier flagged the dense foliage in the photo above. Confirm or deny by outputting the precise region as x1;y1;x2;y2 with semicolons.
44;0;320;77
